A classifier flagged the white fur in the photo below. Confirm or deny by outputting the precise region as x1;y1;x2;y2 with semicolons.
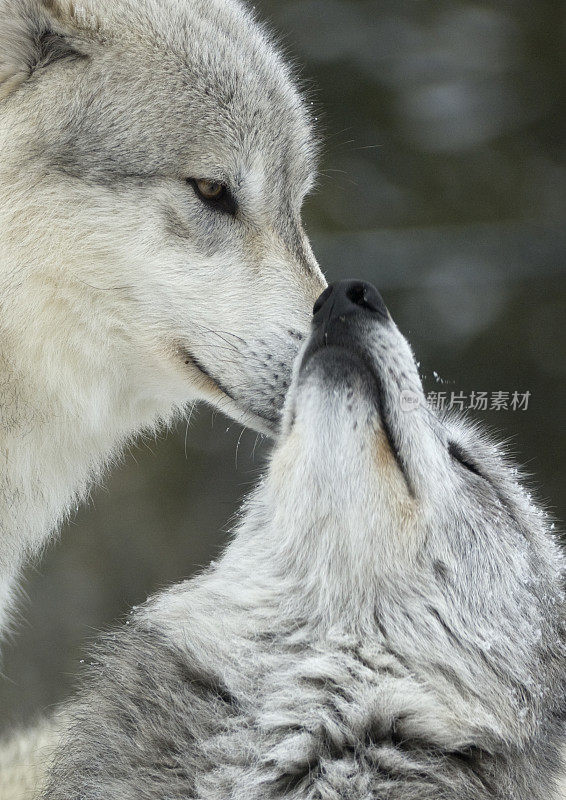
0;718;60;800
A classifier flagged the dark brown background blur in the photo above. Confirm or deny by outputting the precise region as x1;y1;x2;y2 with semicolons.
1;0;565;731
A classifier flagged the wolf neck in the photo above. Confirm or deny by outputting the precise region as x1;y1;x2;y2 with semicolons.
0;275;179;623
223;484;388;630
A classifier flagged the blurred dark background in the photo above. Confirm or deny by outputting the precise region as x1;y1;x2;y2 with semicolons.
1;0;565;730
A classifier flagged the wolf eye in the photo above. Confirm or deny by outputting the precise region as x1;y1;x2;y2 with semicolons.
195;179;224;200
188;178;236;215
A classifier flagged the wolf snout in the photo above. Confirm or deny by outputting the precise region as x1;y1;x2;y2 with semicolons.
313;280;389;329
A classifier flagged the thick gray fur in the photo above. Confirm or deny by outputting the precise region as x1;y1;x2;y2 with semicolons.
44;304;566;799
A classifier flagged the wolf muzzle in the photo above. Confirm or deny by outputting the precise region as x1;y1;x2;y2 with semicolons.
301;280;389;370
313;280;389;330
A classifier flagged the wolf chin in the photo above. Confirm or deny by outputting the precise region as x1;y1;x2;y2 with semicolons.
35;281;565;799
0;0;325;634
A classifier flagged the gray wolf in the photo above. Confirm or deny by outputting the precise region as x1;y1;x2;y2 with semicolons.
0;0;325;635
41;281;566;799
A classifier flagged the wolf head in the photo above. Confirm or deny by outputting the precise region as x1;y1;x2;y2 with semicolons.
263;279;565;689
274;280;559;571
0;0;325;434
251;280;565;751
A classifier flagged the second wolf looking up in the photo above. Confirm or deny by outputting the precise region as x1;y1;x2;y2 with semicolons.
43;281;566;799
0;0;325;635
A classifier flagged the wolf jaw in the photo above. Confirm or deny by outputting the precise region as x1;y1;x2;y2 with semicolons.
0;0;326;634
42;281;566;800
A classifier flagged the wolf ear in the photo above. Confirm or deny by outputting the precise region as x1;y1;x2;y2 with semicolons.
0;0;88;100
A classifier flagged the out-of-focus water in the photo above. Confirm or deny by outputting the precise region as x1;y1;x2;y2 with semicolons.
1;0;564;729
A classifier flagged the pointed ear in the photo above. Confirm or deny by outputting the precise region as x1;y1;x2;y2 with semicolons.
0;0;89;100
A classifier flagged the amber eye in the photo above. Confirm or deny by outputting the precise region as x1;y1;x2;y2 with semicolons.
188;178;236;215
194;179;225;200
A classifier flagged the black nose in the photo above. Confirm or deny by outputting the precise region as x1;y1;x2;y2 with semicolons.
313;280;388;328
